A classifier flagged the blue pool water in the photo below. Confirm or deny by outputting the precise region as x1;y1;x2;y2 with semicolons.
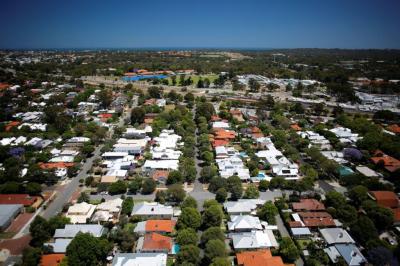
172;244;180;254
122;74;167;81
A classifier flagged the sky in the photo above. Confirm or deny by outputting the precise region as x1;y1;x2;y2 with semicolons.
1;0;400;49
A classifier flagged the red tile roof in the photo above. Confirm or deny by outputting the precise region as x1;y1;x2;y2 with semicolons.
369;191;399;209
0;83;10;90
371;151;400;173
145;220;176;233
152;170;170;181
5;121;20;132
142;233;172;252
0;194;38;206
40;254;65;266
392;208;400;222
237;250;294;266
387;124;400;134
214;129;236;140
298;211;335;227
98;113;113;119
212;139;229;148
39;162;75;169
290;124;302;131
292;199;326;211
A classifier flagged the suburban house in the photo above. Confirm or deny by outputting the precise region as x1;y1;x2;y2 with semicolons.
0;204;23;231
370;150;400;173
131;202;174;219
40;254;65;266
319;228;355;245
66;202;96;224
228;215;263;232
92;198;123;223
324;244;366;266
112;253;167;266
45;224;106;253
136;233;173;254
230;230;279;251
224;199;266;215
134;220;176;235
236;250;294;266
292;199;326;212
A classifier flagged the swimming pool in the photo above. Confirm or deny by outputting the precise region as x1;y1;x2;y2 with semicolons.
122;74;167;81
172;244;180;254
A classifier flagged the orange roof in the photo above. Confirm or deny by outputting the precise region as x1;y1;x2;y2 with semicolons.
388;124;400;134
214;129;236;140
0;83;10;90
292;199;326;211
252;133;264;139
144;99;157;105
370;191;399;208
291;124;302;131
212;139;229;148
392;208;400;222
237;250;294;266
142;233;172;252
5;121;20;131
152;170;170;181
145;220;176;233
39;162;75;169
251;127;262;133
0;194;38;206
98;113;113;118
41;254;65;266
371;151;400;173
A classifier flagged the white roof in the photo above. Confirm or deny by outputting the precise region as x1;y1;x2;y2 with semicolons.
224;199;265;214
143;160;179;171
132;202;173;216
96;198;123;213
291;227;312;236
102;152;129;158
54;224;105;238
231;230;278;250
356;166;379;177
228;215;263;231
212;121;230;129
67;137;91;143
112;253;167;266
319;228;355;245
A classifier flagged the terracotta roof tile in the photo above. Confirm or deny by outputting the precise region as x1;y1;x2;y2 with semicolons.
145;220;176;233
370;191;399;208
292;199;326;211
237;250;294;266
142;233;172;252
41;254;65;266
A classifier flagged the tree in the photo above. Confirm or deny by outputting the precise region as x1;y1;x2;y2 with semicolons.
257;201;278;224
347;185;368;207
204;239;227;262
155;190;167;204
66;233;112;266
325;191;346;209
202;204;223;228
350;216;378;244
77;192;90;203
201;227;225;245
181;196;197;209
279;237;300;262
177;207;201;230
130;107;145;125
48;215;70;234
129;177;143;194
367;246;393;266
208;176;227;193
30;216;51;246
98;88;113;108
362;200;394;231
176;244;200;265
258;180;269;191
25;182;42;195
148;86;163;98
227;175;243;200
210;258;230;266
167;170;184;184
243;184;259;199
21;247;41;266
121;197;134;215
176;228;198;246
141;178;156;194
248;78;260;92
167;184;186;203
215;188;227;203
108;180;127;195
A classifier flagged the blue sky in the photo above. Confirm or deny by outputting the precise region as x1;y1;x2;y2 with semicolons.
1;0;399;49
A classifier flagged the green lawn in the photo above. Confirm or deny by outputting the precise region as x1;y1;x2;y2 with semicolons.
167;74;218;86
167;258;175;266
296;239;311;250
0;232;16;239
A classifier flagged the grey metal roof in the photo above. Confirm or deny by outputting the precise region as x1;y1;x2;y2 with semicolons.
54;224;106;238
335;244;366;266
45;239;72;253
0;204;22;227
319;228;355;245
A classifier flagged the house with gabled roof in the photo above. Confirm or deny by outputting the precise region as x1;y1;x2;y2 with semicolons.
131;202;174;219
